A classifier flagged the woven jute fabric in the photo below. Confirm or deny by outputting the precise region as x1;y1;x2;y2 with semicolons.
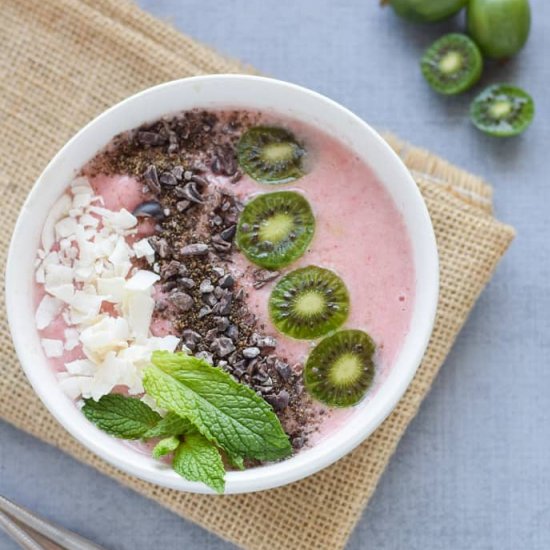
0;1;515;548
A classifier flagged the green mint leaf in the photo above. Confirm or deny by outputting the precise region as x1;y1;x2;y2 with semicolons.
142;411;193;439
82;394;161;439
228;454;245;471
143;351;292;462
172;433;226;494
152;436;180;458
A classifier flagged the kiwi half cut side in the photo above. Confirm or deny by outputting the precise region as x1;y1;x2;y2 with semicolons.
237;126;305;184
304;329;376;408
470;84;534;137
236;191;315;270
269;266;349;340
421;33;482;95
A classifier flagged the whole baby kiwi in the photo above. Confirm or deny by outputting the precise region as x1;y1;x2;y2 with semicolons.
467;0;531;59
389;0;468;23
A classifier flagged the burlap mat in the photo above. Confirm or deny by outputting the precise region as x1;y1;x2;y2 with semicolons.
0;1;515;549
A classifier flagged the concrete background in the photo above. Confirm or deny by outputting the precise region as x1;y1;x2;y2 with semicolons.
1;1;549;548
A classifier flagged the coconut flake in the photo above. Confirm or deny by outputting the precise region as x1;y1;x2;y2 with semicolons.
45;264;74;287
41;338;64;358
79;213;99;228
35;266;45;284
35;295;64;329
64;328;80;350
72;193;92;209
65;358;95;376
109;209;138;230
58;375;93;400
126;292;155;341
41;194;72;252
140;393;166;415
125;269;160;292
55;217;78;239
148;335;180;352
90;352;126;400
79;317;130;361
47;284;75;304
133;239;155;263
71;176;93;193
96;277;126;303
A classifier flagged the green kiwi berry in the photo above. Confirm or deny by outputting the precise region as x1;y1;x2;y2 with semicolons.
304;329;376;407
470;84;534;137
236;191;315;270
269;266;349;340
421;34;483;95
237;126;305;184
389;0;467;23
468;0;530;59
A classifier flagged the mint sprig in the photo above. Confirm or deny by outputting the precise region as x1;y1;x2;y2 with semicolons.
143;411;192;439
144;351;292;462
152;436;181;459
173;433;226;494
81;351;292;493
82;394;161;439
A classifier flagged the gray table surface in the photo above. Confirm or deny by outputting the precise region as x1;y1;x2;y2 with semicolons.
1;1;549;549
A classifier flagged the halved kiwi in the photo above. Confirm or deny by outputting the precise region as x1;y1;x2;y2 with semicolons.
470;84;534;137
304;329;376;408
421;33;482;95
236;191;315;270
269;266;349;340
237;126;305;184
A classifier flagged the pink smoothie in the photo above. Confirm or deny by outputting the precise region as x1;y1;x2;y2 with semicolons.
34;111;415;450
222;117;415;441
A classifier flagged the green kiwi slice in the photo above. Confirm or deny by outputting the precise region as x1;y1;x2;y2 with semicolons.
421;33;482;95
237;126;305;184
236;191;315;270
304;329;376;408
269;266;349;340
470;84;534;137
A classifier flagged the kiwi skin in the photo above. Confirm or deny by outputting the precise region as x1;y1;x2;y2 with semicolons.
269;266;350;340
421;34;483;95
390;0;468;23
304;329;376;408
235;191;315;270
468;0;530;59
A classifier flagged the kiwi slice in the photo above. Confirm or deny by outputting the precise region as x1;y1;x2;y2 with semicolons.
470;84;534;137
421;33;482;95
269;266;349;340
304;329;376;408
236;191;315;270
237;126;305;184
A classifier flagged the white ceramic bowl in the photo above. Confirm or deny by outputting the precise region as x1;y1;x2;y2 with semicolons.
6;75;438;494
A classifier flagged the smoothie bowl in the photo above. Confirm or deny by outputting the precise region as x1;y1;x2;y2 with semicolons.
6;76;438;494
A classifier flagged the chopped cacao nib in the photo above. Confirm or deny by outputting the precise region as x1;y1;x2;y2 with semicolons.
181;243;209;256
143;164;161;194
210;337;236;358
170;291;194;312
219;273;235;289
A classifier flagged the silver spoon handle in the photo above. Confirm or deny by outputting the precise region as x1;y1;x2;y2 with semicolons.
0;496;105;550
0;509;47;550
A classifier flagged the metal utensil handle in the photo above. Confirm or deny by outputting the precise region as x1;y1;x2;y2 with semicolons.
0;496;106;550
0;509;47;550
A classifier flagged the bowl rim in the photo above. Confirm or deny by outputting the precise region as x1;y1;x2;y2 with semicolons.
6;74;439;494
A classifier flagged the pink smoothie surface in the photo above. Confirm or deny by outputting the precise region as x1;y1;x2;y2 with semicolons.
223;117;416;441
35;113;415;448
